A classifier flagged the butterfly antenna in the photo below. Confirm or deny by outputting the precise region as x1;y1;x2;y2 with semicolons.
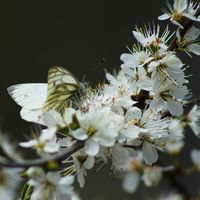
87;58;106;79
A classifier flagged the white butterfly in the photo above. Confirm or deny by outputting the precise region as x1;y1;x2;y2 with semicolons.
8;66;80;125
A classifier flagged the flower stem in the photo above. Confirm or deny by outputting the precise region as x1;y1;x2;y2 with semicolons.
0;141;84;169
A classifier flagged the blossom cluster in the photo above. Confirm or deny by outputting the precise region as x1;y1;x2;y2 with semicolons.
0;0;200;199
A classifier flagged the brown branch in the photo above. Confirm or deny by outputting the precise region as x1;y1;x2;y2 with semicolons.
168;7;200;51
0;141;84;169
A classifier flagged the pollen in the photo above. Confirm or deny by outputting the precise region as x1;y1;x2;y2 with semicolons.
87;126;97;137
130;159;142;171
118;85;127;96
172;12;183;22
128;118;139;126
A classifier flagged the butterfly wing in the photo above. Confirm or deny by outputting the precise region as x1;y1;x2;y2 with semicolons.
7;66;80;123
42;66;80;113
20;107;45;125
7;83;47;124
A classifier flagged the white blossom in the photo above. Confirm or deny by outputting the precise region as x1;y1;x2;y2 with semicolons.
104;71;137;113
97;143;138;170
72;154;94;188
122;107;170;165
120;51;151;69
122;154;163;193
142;166;162;187
176;26;200;55
0;168;21;200
148;53;187;86
158;0;200;28
27;167;75;200
122;172;140;193
110;143;137;170
187;105;200;136
73;107;124;156
191;149;200;170
133;26;172;50
120;52;153;91
19;128;60;156
150;82;188;116
122;154;143;193
165;119;184;155
44;108;80;129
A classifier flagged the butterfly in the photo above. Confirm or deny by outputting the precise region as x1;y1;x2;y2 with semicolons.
7;66;80;125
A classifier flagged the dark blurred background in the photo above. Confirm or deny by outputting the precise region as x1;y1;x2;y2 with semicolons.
1;0;200;199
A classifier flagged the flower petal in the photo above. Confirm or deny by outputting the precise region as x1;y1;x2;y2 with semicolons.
133;30;145;45
188;44;200;55
158;13;170;20
19;140;37;148
142;142;158;165
167;99;183;116
191;149;200;167
84;139;99;156
125;107;142;121
84;156;95;169
173;0;187;11
73;129;88;141
184;26;200;42
122;173;140;193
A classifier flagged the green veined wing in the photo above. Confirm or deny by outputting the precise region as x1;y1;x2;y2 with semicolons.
42;66;80;113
